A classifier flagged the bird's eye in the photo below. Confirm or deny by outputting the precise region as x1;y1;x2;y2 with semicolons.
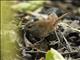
34;18;39;21
27;25;32;28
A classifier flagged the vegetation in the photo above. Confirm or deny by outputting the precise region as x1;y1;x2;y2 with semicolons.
1;1;20;60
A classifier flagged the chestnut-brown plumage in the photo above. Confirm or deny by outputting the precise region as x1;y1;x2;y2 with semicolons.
25;13;69;40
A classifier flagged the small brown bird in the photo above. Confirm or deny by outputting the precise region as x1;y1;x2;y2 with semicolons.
25;12;69;44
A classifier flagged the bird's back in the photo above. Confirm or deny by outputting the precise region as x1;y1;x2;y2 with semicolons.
26;13;58;38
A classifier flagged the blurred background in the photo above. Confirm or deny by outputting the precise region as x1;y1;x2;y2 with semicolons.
1;0;80;60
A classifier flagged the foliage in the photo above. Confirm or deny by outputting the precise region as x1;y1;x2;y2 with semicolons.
1;1;21;60
46;48;65;60
12;1;45;12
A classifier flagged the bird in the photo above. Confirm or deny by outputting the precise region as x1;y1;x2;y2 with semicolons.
24;12;69;45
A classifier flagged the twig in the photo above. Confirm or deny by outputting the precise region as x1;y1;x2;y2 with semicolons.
23;50;46;54
62;51;79;55
23;31;34;48
59;22;80;32
22;49;79;55
54;30;64;47
54;30;61;43
54;12;71;25
33;38;45;46
58;30;72;52
58;12;71;20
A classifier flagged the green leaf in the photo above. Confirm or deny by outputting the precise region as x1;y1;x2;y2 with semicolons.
46;48;65;60
12;1;45;12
